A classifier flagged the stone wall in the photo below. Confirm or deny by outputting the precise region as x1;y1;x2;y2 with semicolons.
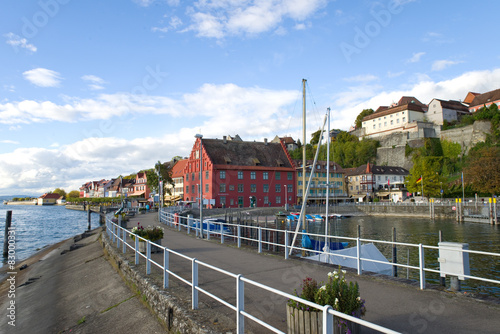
101;235;221;334
356;204;456;218
440;120;491;154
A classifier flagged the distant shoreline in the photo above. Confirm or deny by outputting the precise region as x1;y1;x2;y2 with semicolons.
3;201;65;206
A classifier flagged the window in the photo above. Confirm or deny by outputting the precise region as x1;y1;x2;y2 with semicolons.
275;184;281;192
276;196;281;204
230;198;234;206
298;181;302;186
191;185;195;193
205;171;209;180
250;171;256;179
379;123;381;128
397;119;400;124
220;171;226;179
238;197;244;206
288;172;293;180
238;171;243;179
220;196;226;206
205;184;209;192
229;185;235;191
276;172;281;180
373;125;376;129
288;185;293;193
390;120;393;125
317;165;321;170
238;184;244;192
263;196;269;204
402;117;406;122
220;184;226;193
250;184;256;193
186;185;189;193
384;122;387;126
263;184;269;192
191;173;195;181
263;172;269;180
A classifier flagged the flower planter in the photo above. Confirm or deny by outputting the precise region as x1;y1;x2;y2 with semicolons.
138;239;162;253
286;305;360;334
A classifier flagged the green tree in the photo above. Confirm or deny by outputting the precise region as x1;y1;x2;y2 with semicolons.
406;155;447;197
146;161;175;196
67;190;80;198
464;146;500;195
355;109;374;128
53;188;67;198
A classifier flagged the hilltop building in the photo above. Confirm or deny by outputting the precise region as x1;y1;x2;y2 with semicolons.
466;88;500;112
427;99;469;125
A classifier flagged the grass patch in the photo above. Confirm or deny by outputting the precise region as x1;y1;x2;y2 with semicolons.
77;316;86;325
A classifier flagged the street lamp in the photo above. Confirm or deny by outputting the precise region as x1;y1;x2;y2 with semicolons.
195;134;203;238
284;185;288;211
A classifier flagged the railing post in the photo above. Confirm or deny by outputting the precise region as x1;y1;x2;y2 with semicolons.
178;216;182;231
284;231;289;260
187;215;192;234
135;237;139;265
236;274;245;334
258;226;262;253
419;243;425;289
323;305;333;334
112;223;116;243
116;226;120;247
356;237;362;275
237;225;241;248
163;248;169;289
146;240;151;275
207;222;210;241
221;224;225;244
192;258;199;309
122;228;126;253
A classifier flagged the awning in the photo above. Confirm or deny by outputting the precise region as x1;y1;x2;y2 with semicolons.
164;195;182;201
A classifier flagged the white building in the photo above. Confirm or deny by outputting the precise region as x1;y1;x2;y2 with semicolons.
426;99;469;125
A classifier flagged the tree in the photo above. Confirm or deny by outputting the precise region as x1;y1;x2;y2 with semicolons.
146;161;174;196
67;190;80;198
355;109;374;128
405;155;447;197
53;188;67;198
464;146;500;195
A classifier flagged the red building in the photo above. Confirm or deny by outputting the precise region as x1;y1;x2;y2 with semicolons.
184;136;296;208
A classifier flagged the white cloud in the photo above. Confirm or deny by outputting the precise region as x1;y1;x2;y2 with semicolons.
82;74;106;90
432;59;463;71
407;52;425;63
23;68;62;87
183;0;327;38
387;71;404;78
0;140;19;144
4;33;37;53
343;74;378;83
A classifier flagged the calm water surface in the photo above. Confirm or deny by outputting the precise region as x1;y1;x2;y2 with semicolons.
1;205;100;267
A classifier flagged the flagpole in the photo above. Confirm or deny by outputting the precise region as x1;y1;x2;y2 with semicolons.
421;175;424;200
462;172;465;203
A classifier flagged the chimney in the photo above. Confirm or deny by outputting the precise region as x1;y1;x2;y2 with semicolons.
223;136;227;144
264;138;268;145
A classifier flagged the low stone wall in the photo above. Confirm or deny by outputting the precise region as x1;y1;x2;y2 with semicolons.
101;234;219;334
356;204;456;218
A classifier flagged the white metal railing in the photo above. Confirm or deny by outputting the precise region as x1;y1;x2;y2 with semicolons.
105;217;400;334
158;210;500;292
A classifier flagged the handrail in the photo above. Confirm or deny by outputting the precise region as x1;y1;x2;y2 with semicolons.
105;217;400;334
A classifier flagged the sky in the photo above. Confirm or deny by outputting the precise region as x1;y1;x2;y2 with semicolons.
1;0;500;196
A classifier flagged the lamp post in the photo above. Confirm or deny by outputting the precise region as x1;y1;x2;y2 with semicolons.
195;134;203;238
284;185;288;211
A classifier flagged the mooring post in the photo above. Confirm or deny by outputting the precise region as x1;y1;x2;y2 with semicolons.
87;207;91;231
489;198;493;225
494;198;497;225
3;210;12;258
392;227;397;277
439;230;446;286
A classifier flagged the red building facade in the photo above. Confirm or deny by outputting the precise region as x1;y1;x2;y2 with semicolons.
184;137;296;208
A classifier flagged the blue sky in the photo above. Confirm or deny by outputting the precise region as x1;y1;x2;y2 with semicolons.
1;0;500;196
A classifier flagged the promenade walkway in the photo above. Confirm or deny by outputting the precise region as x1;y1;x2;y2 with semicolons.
0;227;166;333
123;212;500;334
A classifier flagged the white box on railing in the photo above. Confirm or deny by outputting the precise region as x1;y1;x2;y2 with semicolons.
438;242;470;280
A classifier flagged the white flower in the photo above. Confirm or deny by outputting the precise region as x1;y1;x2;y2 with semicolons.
357;297;361;301
335;298;339;305
319;285;326;291
333;270;338;275
342;270;347;274
328;272;334;278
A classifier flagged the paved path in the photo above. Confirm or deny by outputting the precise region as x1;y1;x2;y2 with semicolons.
126;212;500;334
0;227;166;334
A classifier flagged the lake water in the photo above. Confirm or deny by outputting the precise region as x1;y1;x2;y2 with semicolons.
308;215;500;299
0;205;101;267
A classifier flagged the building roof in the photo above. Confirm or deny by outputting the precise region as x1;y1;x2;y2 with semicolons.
202;138;294;169
40;193;62;199
362;103;425;122
293;159;344;173
171;159;188;178
469;88;500;108
398;96;426;108
344;163;408;176
432;99;469;112
463;92;480;105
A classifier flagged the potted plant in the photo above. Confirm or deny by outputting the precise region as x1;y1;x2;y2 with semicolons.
287;268;366;334
131;223;164;253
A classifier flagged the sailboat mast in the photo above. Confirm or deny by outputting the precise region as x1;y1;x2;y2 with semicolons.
302;78;307;232
325;107;330;247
